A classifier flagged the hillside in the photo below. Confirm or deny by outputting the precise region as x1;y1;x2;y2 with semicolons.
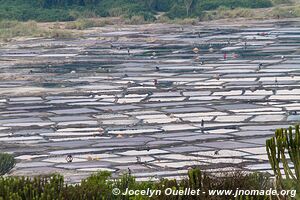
0;0;290;22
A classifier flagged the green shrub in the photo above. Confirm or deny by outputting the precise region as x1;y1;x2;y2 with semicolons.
0;153;15;175
0;0;277;22
156;15;172;23
196;0;272;11
266;125;300;199
153;0;174;11
108;7;127;17
271;0;292;5
0;169;272;199
167;4;187;19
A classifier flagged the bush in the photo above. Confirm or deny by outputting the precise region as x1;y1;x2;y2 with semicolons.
196;0;272;11
0;153;15;175
0;169;272;199
156;15;172;23
167;4;187;19
271;0;292;5
108;7;127;17
0;4;75;22
153;0;174;11
0;0;277;22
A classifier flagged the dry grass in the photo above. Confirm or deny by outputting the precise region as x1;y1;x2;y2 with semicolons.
268;5;300;18
198;3;300;21
0;20;74;41
172;18;199;25
0;20;44;41
124;16;147;25
201;7;255;21
65;18;113;30
155;16;199;25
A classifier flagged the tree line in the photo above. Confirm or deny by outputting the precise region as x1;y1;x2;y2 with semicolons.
0;0;277;21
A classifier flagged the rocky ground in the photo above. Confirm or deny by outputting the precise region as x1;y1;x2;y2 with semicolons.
0;19;300;183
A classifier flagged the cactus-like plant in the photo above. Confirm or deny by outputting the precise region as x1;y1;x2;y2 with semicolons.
266;125;300;189
188;168;202;189
0;153;15;176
